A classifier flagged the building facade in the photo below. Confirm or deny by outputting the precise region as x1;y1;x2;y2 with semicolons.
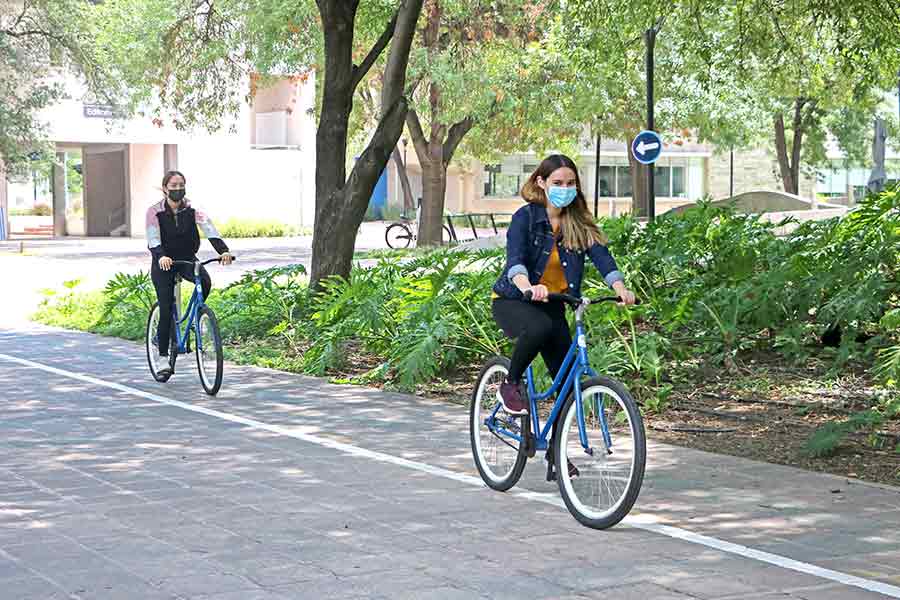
384;138;821;219
1;72;317;239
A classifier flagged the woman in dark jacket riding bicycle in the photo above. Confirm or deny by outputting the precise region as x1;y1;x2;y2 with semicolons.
492;154;636;419
146;170;232;374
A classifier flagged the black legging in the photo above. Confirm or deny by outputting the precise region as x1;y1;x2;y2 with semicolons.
151;259;211;355
493;297;572;457
492;298;572;383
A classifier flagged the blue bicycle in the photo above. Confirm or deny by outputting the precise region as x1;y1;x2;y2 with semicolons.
470;292;646;529
145;257;228;395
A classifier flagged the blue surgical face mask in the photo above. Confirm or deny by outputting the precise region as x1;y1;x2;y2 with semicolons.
547;186;577;208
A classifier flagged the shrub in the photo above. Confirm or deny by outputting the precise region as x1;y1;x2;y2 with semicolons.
216;218;309;238
9;204;52;216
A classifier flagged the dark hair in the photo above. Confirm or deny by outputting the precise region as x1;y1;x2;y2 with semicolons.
162;170;186;188
520;154;606;250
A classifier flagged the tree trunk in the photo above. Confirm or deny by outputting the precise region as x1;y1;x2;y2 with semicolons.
311;98;410;285
419;153;446;245
391;146;415;216
309;0;424;290
629;138;649;218
773;98;807;196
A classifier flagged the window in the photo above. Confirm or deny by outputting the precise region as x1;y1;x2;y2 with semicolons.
484;164;521;197
616;164;632;198
597;166;614;197
671;166;686;197
654;166;671;197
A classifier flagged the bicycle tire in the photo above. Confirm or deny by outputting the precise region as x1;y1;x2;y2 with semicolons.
195;306;224;396
470;356;528;491
146;302;176;382
554;376;646;529
385;222;413;249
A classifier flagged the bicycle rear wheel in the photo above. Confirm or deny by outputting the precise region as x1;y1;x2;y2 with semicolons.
554;376;645;529
146;302;176;382
470;356;528;491
195;306;224;395
385;223;413;249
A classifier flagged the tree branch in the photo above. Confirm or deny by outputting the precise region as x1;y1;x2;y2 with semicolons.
791;97;806;172
351;8;398;91
405;108;431;164
442;116;474;166
381;0;424;115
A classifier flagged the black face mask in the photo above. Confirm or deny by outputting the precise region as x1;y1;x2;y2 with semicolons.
167;189;186;203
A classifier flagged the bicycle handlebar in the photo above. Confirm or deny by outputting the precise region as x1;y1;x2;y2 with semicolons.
170;256;236;267
522;290;639;306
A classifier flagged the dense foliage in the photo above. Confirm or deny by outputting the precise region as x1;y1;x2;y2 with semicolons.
36;187;900;454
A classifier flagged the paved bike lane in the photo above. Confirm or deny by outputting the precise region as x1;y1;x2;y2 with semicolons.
1;324;899;599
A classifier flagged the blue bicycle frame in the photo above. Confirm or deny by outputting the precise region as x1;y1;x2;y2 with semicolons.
487;294;619;455
169;259;217;355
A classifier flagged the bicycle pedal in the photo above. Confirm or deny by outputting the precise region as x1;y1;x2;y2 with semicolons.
545;458;556;482
522;419;536;458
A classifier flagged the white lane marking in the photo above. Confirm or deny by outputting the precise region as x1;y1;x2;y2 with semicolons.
2;352;899;598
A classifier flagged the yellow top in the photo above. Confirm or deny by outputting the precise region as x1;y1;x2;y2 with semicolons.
493;228;568;299
539;241;569;294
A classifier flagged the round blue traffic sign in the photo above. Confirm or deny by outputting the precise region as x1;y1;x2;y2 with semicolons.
631;130;663;165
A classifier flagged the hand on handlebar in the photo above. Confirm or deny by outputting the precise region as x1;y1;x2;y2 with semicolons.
612;282;637;306
220;252;234;266
159;256;173;271
525;284;549;302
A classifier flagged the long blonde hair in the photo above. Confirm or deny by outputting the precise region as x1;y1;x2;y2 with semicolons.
520;154;607;251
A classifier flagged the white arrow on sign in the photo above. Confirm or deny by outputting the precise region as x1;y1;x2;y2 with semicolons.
636;140;660;156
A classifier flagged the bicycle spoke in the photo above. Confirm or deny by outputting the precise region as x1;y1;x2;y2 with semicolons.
471;361;525;489
557;381;643;528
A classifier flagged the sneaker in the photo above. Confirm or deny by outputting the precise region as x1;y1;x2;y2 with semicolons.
499;381;527;415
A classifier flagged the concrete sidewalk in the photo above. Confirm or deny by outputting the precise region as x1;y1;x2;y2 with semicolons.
0;324;898;599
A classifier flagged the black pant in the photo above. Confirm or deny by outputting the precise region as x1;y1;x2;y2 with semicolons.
151;259;211;355
492;298;572;383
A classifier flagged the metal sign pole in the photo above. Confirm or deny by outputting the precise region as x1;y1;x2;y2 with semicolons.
646;26;657;221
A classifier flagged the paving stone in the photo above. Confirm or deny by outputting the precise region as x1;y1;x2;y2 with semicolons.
3;332;900;600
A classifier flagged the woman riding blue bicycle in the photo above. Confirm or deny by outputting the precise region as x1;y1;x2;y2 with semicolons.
145;170;233;377
491;154;636;475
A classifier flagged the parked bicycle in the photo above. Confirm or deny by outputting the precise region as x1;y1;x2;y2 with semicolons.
384;203;453;249
470;292;646;529
145;256;231;395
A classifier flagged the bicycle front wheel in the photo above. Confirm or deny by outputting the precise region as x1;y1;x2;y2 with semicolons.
554;376;646;529
385;223;413;249
146;302;176;382
195;306;224;395
470;357;528;491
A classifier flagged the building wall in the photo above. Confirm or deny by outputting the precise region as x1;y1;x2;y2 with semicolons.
177;143;310;229
388;137;846;218
23;72;319;237
128;144;165;237
250;74;314;147
707;147;817;200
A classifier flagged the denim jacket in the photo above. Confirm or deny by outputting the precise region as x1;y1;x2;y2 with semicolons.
492;203;624;300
